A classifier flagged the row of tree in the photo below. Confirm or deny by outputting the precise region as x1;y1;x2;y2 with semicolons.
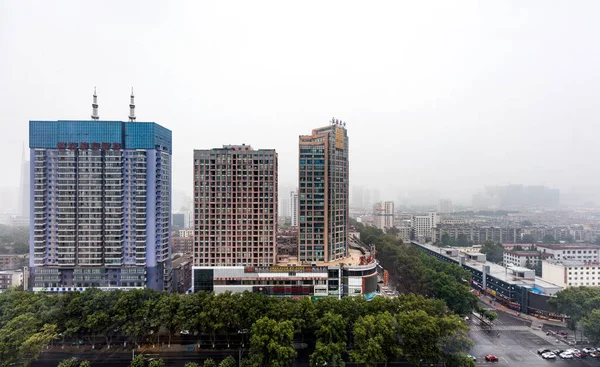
354;221;478;315
0;289;475;367
548;287;600;344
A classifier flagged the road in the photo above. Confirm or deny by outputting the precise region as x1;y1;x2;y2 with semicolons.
468;307;600;366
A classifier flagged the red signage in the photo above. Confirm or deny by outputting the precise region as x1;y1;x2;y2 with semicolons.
54;142;122;151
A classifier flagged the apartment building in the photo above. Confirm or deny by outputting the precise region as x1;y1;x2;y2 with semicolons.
373;201;394;230
537;244;600;263
503;251;553;267
290;190;299;227
542;260;600;288
411;212;439;241
29;95;172;291
193;145;278;266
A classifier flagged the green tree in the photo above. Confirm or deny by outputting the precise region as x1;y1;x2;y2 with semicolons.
350;312;402;367
582;309;600;344
247;317;297;367
520;234;535;243
521;220;533;226
0;313;56;367
80;361;91;367
130;355;146;367
149;359;165;367
57;358;80;367
441;233;451;247
542;234;556;244
480;241;503;263
456;234;469;247
386;227;400;236
219;355;237;367
156;293;184;347
204;358;217;367
310;341;345;367
310;312;347;367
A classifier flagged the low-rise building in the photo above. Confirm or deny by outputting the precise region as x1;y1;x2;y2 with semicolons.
503;251;553;267
171;255;192;294
0;270;24;291
0;254;27;270
191;247;378;300
537;244;600;263
542;260;600;288
178;229;194;238
173;236;193;255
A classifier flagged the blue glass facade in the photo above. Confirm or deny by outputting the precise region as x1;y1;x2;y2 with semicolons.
29;120;172;153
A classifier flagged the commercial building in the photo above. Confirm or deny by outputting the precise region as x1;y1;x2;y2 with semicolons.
503;251;553;268
29;90;172;292
193;145;277;267
542;260;600;288
298;119;349;263
411;213;439;241
290;190;299;227
373;201;394;230
192;246;378;300
412;242;564;319
537;244;600;263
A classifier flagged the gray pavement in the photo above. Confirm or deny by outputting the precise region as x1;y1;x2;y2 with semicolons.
468;309;600;366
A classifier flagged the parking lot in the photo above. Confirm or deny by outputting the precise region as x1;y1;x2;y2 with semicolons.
468;309;600;366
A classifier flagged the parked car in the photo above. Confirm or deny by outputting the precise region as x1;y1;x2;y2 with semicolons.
537;348;551;355
552;349;563;355
560;352;574;359
583;347;595;353
574;352;587;359
466;354;476;361
485;354;499;362
542;352;557;360
590;351;600;358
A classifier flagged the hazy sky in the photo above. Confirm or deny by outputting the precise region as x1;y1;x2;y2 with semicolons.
2;1;599;204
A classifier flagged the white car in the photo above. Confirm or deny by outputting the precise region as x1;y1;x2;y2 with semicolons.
583;347;594;353
567;348;580;354
542;352;556;359
559;352;573;359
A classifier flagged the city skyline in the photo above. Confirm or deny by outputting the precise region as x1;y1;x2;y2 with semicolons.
3;1;600;207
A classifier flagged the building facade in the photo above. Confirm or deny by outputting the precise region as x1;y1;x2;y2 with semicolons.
298;120;349;263
0;270;24;292
29;118;172;292
373;201;394;230
536;244;600;263
411;212;439;241
193;145;277;267
172;236;193;256
437;199;453;214
542;260;600;288
503;250;553;267
290;190;299;227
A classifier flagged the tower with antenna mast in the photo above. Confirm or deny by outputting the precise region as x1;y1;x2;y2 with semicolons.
128;87;136;122
91;86;99;120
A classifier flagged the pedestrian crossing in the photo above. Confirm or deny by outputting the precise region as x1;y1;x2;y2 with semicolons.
470;325;530;331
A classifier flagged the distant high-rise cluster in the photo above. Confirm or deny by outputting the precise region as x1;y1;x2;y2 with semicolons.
473;184;559;209
437;199;453;214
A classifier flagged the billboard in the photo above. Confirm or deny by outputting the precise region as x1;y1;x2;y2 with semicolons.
335;127;344;149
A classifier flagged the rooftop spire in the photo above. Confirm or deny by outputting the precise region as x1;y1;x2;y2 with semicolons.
91;86;99;120
128;87;136;122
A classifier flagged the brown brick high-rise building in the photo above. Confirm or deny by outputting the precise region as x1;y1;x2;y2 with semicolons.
193;145;277;266
298;119;349;263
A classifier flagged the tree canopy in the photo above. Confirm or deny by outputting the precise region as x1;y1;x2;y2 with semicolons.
548;286;600;342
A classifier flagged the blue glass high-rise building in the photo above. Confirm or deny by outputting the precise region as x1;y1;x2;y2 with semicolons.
29;120;172;291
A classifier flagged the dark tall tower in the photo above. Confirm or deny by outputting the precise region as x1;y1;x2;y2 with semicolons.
298;118;349;263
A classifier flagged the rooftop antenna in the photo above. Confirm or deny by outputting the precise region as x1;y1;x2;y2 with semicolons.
91;86;99;120
128;87;136;122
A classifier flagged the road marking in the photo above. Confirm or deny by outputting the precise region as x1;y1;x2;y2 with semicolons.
500;357;509;364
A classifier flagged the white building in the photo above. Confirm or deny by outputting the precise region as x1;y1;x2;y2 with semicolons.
537;244;600;263
503;251;553;267
542;260;600;288
290;190;299;227
0;270;24;292
438;199;453;214
178;229;194;238
373;201;394;230
411;212;439;241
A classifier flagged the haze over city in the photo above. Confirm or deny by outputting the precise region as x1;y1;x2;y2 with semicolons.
2;0;600;207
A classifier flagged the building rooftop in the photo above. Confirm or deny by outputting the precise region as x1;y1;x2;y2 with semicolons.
505;250;553;257
537;244;600;250
276;248;370;267
417;242;563;291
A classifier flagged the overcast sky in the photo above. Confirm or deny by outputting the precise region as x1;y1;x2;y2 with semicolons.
2;1;599;205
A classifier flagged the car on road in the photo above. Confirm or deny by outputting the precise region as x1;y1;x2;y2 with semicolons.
574;351;587;359
466;354;476;361
590;351;600;358
567;348;581;354
552;349;563;355
485;354;499;362
583;347;595;353
537;348;551;355
559;352;574;359
542;352;557;360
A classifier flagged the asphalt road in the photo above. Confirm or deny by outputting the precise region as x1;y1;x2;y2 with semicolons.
468;308;600;366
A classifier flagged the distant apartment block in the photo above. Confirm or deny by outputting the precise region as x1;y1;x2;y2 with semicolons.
172;236;193;255
171;255;192;294
432;224;522;244
193;145;278;266
290;190;299;227
411;212;439;241
373;201;394;230
0;254;27;270
503;251;553;268
298;120;349;263
178;229;194;238
437;199;453;214
0;270;24;292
